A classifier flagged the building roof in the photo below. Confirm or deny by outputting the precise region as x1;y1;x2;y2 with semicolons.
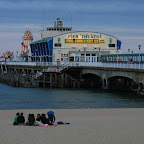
23;30;33;40
52;31;121;40
31;37;52;44
24;30;32;35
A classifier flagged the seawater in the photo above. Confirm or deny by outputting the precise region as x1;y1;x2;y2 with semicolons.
0;83;144;110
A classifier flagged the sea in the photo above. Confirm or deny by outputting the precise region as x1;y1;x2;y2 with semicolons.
0;83;144;110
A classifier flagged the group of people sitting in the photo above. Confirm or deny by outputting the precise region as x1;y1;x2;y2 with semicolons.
13;111;55;126
13;112;25;125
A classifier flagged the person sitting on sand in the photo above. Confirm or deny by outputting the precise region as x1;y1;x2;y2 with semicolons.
26;114;35;126
13;112;19;125
17;112;25;124
36;114;41;121
41;113;47;124
47;111;55;124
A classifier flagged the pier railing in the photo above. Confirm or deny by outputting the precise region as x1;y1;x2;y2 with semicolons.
65;62;144;70
58;62;144;72
1;61;144;71
0;62;58;66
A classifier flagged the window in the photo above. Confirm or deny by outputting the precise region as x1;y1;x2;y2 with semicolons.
55;43;61;47
109;44;115;47
70;57;74;61
75;56;79;62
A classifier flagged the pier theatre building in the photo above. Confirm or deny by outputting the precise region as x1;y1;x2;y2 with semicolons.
29;18;122;63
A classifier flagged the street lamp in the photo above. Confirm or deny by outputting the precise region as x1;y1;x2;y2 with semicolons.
116;47;119;67
131;51;133;64
99;48;101;62
138;45;141;69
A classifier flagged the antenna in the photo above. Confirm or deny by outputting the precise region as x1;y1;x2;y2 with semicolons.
71;14;72;29
43;11;45;30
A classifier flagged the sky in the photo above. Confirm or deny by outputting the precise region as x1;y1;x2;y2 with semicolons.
0;0;144;56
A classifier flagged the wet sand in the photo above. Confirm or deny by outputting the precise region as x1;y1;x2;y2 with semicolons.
0;108;144;144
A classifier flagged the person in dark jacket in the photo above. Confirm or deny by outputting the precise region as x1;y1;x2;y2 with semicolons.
17;113;25;124
26;114;35;126
36;114;41;121
41;113;47;124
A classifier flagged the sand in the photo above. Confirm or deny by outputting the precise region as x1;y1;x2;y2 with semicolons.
0;108;144;144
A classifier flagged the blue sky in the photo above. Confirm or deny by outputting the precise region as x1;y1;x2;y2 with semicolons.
0;0;144;56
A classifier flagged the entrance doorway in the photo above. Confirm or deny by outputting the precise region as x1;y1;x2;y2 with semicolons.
70;52;97;62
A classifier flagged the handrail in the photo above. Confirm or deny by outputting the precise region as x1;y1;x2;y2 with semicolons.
1;61;144;70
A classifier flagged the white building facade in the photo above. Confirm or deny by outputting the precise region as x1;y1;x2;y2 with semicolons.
30;18;122;63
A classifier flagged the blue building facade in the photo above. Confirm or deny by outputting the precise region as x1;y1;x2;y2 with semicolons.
30;37;53;62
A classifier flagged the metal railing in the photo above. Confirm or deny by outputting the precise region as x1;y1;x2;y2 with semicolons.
1;61;144;70
0;62;58;66
66;62;144;70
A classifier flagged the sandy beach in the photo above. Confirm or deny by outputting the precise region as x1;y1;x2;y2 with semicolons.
1;108;144;144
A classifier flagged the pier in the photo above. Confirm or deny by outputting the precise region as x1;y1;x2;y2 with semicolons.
0;62;144;93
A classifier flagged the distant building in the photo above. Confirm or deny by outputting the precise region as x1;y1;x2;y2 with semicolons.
29;18;122;63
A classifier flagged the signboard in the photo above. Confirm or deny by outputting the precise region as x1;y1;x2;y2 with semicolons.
68;34;102;39
65;39;105;44
52;68;56;72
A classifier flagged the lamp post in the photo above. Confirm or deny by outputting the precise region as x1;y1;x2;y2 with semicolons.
99;48;101;62
131;51;133;64
116;47;119;67
138;45;141;69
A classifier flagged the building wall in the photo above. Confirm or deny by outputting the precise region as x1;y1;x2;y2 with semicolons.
52;32;122;61
30;31;122;63
30;39;53;62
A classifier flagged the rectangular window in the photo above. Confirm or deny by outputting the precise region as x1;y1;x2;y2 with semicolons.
75;56;79;62
80;56;85;62
109;44;115;47
55;43;61;47
70;57;74;61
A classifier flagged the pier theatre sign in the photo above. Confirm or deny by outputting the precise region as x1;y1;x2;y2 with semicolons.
65;34;105;44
